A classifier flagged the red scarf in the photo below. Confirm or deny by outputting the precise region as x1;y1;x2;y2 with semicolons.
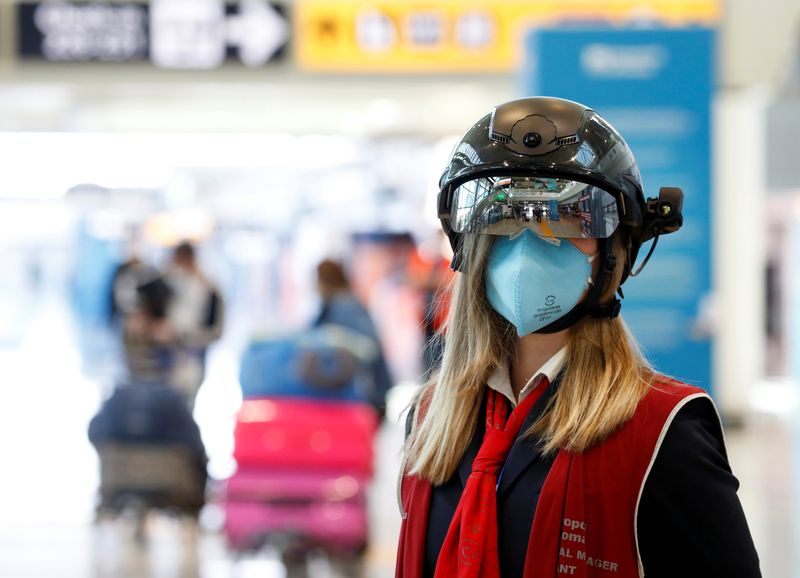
433;382;548;578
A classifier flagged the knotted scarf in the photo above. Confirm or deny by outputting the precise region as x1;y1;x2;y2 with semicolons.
433;379;548;578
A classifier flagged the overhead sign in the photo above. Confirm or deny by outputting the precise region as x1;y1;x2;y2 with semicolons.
294;0;719;72
16;0;289;68
525;27;715;391
17;1;149;62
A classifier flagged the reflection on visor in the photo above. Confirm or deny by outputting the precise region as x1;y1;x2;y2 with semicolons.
450;176;620;239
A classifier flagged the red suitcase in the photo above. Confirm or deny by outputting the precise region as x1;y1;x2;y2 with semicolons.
224;469;368;553
232;398;378;477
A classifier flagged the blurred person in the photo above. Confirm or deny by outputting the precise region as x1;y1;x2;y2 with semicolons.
109;229;160;326
407;231;455;378
107;232;165;385
122;273;174;383
162;241;224;408
313;258;393;417
110;255;160;323
397;98;760;578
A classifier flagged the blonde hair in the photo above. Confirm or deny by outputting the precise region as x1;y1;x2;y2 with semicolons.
404;233;654;485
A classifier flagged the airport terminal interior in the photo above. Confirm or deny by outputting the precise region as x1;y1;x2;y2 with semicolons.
2;0;800;576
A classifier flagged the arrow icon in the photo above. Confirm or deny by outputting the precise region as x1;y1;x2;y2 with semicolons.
227;0;288;67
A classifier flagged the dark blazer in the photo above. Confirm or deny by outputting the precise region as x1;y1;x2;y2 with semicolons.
407;378;761;578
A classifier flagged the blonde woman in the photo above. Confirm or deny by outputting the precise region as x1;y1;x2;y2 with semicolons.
396;98;760;578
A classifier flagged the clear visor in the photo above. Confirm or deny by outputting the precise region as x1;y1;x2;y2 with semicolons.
449;176;620;239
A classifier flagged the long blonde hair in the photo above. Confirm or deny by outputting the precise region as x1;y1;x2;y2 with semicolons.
404;232;654;485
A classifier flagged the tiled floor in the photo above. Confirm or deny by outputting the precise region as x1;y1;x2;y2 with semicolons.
0;302;796;577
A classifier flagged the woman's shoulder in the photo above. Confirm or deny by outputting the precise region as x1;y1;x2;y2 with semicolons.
647;374;708;395
612;374;723;452
638;374;724;451
641;374;712;411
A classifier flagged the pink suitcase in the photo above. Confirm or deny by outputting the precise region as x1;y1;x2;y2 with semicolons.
223;469;369;553
232;398;378;477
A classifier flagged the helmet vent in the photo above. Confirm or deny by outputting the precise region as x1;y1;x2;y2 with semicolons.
490;132;509;144
556;135;579;146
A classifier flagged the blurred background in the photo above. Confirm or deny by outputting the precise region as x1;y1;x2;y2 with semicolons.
1;0;800;576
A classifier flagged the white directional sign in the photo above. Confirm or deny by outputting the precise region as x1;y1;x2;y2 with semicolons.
228;0;289;68
150;0;288;69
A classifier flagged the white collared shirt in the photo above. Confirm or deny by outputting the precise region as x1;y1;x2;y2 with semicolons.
486;346;567;407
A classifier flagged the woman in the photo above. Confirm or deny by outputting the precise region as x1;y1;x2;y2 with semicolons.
396;97;760;578
313;259;394;416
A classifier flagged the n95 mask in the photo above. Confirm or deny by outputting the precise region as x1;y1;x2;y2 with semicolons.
485;230;595;336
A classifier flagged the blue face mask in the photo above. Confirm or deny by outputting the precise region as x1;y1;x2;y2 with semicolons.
485;230;595;336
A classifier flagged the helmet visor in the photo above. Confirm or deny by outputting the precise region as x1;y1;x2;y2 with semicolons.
449;176;620;239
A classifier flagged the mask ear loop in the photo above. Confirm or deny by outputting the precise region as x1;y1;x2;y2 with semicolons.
628;231;660;277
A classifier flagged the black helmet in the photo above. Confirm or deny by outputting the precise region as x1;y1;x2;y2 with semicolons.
437;96;684;329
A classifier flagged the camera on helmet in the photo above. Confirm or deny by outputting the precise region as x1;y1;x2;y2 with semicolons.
639;187;684;243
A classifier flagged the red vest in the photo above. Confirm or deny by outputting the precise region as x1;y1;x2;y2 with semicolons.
396;378;716;578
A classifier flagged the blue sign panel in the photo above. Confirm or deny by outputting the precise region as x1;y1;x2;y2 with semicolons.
524;28;714;392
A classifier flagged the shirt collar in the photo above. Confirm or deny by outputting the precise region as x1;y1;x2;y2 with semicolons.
486;345;567;406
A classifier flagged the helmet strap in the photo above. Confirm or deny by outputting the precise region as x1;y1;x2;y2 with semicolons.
446;226;465;272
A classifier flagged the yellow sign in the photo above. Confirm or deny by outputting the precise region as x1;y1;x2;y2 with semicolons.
295;0;720;72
